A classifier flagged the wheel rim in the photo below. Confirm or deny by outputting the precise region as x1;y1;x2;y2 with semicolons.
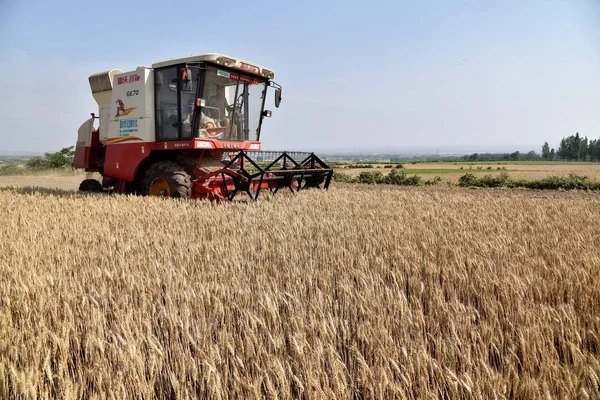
149;178;171;197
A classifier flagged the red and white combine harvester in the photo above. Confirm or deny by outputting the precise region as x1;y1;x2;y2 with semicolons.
73;53;332;200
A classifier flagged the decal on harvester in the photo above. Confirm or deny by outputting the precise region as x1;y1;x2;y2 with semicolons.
239;63;259;73
230;73;259;85
115;99;137;118
117;74;141;85
217;70;259;84
118;119;139;136
106;136;143;144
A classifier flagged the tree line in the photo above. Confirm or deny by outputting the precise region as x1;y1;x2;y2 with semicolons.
462;133;600;162
548;132;600;162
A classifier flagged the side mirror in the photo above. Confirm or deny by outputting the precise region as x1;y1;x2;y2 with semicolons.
262;110;272;118
274;88;282;108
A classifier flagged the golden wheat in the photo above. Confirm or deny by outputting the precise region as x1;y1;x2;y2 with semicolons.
0;185;599;399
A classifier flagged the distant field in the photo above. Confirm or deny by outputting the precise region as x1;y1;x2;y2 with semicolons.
448;160;597;165
334;161;600;183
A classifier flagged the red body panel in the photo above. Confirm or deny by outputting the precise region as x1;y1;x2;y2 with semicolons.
147;139;260;152
104;142;149;181
100;139;259;182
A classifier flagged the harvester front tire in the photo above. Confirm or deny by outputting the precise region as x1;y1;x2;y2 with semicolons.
79;179;103;193
142;161;191;198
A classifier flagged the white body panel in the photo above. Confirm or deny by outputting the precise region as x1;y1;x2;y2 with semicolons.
86;53;276;146
89;69;123;107
152;53;275;79
107;67;154;144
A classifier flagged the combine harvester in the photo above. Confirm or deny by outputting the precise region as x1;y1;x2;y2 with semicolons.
73;54;332;200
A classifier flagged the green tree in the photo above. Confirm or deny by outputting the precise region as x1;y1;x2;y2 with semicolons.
26;146;75;170
557;137;569;160
558;133;586;161
588;139;600;162
549;148;555;161
541;142;550;160
524;150;538;161
578;135;588;161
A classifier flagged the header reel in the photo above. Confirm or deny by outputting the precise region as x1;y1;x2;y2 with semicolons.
193;151;333;201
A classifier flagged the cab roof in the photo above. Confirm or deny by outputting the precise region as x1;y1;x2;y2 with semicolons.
152;53;275;79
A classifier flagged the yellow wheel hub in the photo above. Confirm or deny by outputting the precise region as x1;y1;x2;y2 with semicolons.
149;178;171;197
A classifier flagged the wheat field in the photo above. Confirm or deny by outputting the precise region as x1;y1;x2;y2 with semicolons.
0;185;599;399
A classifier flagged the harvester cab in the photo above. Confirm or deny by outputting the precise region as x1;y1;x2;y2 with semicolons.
73;53;332;200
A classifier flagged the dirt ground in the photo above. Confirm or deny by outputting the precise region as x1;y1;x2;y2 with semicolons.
0;173;99;191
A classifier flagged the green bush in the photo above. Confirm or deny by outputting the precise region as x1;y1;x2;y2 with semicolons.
382;169;422;186
333;172;357;183
358;171;384;184
479;172;510;188
457;173;479;187
25;157;49;170
458;172;509;188
0;163;23;176
519;173;599;190
26;146;75;170
334;169;439;187
424;176;442;186
403;175;422;186
384;169;407;185
457;172;600;191
345;163;374;169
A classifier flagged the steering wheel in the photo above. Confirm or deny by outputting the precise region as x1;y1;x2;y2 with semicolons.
226;102;242;115
225;93;245;113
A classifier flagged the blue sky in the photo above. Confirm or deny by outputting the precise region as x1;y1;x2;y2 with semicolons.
0;0;599;153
